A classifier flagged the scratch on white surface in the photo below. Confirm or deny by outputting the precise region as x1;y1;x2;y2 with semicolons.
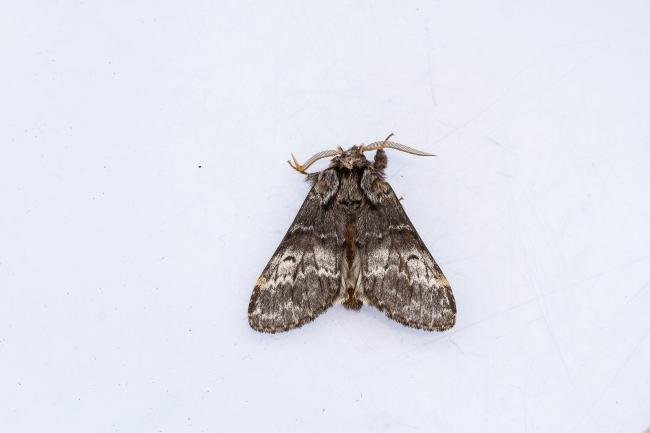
516;47;608;111
508;383;530;433
431;57;541;146
522;360;536;433
524;187;569;266
433;47;607;151
519;186;573;382
569;325;650;433
392;419;419;431
424;25;438;107
447;252;650;337
426;61;437;107
448;337;465;355
522;252;574;385
629;278;650;302
431;95;506;146
558;253;650;293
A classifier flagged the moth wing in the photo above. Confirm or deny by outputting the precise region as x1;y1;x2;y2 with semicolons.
358;183;456;331
248;174;342;333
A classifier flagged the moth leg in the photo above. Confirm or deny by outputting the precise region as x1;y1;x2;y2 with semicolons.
342;288;363;310
367;133;391;171
373;148;387;171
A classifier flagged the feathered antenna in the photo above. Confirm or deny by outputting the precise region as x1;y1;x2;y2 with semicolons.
361;133;435;156
287;148;343;174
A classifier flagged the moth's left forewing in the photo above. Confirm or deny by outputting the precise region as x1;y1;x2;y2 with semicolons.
248;169;343;333
358;170;456;331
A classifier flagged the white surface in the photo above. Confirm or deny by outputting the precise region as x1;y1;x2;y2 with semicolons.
1;1;649;432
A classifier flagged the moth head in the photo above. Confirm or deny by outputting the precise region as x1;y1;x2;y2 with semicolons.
330;146;371;170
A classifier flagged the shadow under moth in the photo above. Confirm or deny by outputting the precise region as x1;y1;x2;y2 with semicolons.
248;135;456;333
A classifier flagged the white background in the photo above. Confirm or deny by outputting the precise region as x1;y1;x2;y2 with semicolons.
1;1;649;432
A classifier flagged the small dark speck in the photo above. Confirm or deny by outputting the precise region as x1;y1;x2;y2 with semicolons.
198;164;202;168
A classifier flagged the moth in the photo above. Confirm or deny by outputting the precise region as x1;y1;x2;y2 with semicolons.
248;135;456;333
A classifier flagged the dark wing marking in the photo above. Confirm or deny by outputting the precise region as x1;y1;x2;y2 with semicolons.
358;172;456;331
248;170;342;333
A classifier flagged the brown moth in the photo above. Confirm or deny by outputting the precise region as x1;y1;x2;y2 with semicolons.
248;135;456;333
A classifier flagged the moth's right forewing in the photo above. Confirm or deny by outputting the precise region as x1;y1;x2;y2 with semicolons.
248;170;342;333
358;180;456;331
